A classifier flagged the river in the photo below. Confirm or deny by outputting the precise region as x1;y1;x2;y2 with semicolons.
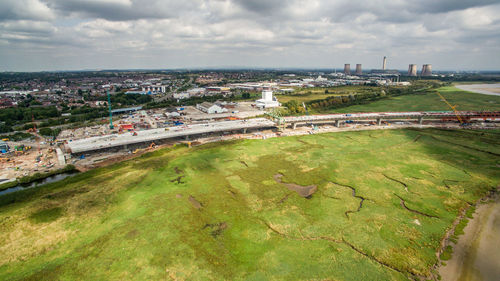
0;171;78;196
455;83;500;96
439;193;500;281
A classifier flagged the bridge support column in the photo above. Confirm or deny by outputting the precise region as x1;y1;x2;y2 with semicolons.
292;123;297;129
335;120;340;127
377;118;382;126
242;128;247;134
185;135;189;141
418;117;423;125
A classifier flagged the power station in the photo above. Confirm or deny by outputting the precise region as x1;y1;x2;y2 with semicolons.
421;64;432;76
355;64;362;75
344;64;350;75
408;64;417;76
338;57;433;76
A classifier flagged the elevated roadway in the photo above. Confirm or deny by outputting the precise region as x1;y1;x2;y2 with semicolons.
66;111;499;155
66;118;275;154
283;111;500;128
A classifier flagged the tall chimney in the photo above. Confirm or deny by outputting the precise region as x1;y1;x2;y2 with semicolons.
344;64;351;75
355;64;362;75
382;56;387;70
408;64;417;76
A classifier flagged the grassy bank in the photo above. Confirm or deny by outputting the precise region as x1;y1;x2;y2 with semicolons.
0;129;498;280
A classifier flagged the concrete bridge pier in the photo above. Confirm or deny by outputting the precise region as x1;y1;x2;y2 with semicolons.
418;117;424;125
292;123;297;129
335;120;340;127
242;128;247;134
377;118;382;126
185;135;189;141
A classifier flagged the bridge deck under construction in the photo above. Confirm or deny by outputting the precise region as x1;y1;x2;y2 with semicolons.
66;111;499;154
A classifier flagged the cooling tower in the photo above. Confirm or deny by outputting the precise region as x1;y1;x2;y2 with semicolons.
421;64;432;76
355;64;362;75
344;64;351;75
382;56;387;70
408;64;417;76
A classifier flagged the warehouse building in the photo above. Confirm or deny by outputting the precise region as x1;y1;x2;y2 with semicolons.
196;102;228;114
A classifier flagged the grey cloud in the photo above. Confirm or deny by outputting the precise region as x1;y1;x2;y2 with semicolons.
1;0;500;70
44;0;202;21
0;0;54;21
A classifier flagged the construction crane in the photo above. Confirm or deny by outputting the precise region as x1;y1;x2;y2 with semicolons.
265;109;286;132
107;89;114;129
435;91;466;125
32;115;40;154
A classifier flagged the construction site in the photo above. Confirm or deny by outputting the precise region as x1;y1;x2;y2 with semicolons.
1;86;500;188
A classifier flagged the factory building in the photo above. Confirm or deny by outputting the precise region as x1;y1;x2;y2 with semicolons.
421;64;432;76
197;102;227;114
408;64;417;76
255;89;280;109
173;92;190;100
355;64;362;75
344;64;351;75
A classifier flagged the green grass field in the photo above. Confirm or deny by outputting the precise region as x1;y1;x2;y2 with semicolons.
0;129;499;280
326;86;500;113
276;86;378;103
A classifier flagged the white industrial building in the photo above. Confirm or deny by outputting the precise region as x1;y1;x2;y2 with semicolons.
255;90;280;109
173;92;190;100
197;102;228;114
142;85;167;93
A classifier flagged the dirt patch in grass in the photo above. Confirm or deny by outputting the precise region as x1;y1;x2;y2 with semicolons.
203;222;228;238
126;229;139;239
29;207;64;224
274;174;317;198
188;195;203;209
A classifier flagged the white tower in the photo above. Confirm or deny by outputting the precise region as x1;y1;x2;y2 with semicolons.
262;90;273;102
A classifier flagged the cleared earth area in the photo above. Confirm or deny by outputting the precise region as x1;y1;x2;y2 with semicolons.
0;128;499;280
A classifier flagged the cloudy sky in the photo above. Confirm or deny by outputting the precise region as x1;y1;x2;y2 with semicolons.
1;0;499;71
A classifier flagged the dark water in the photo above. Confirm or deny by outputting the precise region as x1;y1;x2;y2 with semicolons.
0;171;79;196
